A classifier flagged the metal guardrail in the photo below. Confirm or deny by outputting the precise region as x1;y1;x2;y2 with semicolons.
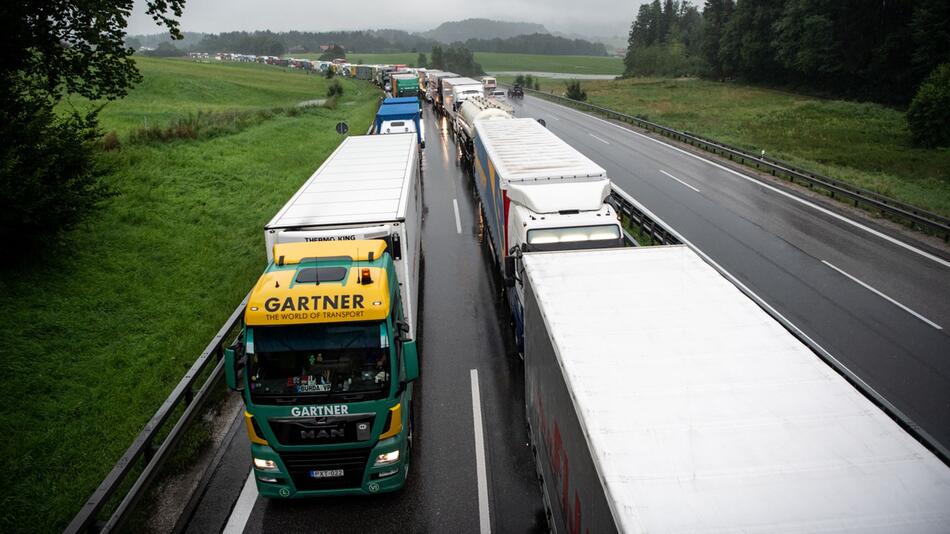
519;87;950;241
609;184;950;466
65;293;249;534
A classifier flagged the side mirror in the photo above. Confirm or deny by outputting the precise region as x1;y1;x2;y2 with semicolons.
403;340;419;382
224;345;245;392
396;321;410;339
503;255;517;288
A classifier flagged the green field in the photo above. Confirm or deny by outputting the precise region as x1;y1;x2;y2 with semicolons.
509;76;950;217
0;57;380;533
295;51;624;75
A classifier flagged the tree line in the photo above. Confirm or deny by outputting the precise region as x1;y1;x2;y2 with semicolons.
625;0;949;107
138;29;609;58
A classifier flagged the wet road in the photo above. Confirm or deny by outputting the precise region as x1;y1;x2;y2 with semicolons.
182;105;545;534
513;95;950;452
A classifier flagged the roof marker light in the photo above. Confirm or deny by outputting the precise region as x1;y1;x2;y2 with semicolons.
361;268;372;284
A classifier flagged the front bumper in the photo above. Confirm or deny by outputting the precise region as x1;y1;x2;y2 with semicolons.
251;435;409;498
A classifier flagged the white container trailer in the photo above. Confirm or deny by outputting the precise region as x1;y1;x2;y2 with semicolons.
441;76;483;121
522;245;950;533
264;133;422;338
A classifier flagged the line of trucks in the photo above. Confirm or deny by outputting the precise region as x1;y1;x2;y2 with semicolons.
222;79;950;531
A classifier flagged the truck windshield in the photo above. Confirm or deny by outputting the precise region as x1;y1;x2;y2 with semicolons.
248;322;390;403
527;224;622;245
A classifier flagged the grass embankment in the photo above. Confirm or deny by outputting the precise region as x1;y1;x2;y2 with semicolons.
511;76;950;217
0;56;379;533
296;52;624;75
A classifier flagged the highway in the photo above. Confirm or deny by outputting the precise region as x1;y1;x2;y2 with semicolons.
181;93;950;533
181;106;546;533
513;95;950;451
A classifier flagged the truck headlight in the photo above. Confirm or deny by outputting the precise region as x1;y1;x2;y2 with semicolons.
254;457;278;471
374;450;400;466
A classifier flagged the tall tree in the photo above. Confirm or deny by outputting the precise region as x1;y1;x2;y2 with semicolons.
430;46;445;70
0;1;185;248
702;0;734;79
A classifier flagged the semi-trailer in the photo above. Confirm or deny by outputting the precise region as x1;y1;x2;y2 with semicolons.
454;95;512;161
521;245;950;533
354;64;374;80
374;99;425;149
428;71;458;108
390;73;419;98
440;77;483;123
226;133;422;498
475;118;624;344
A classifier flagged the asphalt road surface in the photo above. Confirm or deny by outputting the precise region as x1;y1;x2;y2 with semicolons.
182;105;546;534
513;95;950;452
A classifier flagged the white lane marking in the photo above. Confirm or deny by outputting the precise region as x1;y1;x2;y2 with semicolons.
470;369;491;534
453;198;462;234
608;187;896;428
822;260;942;330
535;98;950;270
660;169;700;193
223;470;258;534
589;133;610;145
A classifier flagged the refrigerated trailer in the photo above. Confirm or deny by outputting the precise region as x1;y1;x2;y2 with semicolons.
522;245;950;533
264;133;422;338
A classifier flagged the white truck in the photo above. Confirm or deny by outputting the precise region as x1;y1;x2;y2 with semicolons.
454;95;513;161
475;118;625;345
427;71;457;106
263;133;422;337
522;245;950;533
480;76;497;93
440;77;484;124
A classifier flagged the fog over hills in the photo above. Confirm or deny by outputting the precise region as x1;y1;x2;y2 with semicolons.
419;18;548;43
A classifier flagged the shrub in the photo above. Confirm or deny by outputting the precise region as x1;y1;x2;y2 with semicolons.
101;131;121;151
907;63;950;148
0;104;109;249
326;80;344;98
565;80;587;101
325;66;335;79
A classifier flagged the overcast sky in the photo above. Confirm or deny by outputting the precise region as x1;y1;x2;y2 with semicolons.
129;0;646;41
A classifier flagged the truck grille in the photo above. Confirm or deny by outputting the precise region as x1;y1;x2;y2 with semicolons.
279;448;371;491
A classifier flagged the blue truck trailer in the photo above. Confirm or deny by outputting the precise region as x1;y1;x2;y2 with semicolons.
374;100;424;149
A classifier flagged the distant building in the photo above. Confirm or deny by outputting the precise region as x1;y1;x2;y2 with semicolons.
615;48;627;57
287;45;306;54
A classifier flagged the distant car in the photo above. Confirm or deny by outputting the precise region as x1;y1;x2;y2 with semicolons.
490;89;508;102
508;85;524;98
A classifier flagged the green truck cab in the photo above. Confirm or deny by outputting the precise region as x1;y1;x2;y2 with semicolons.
225;239;418;497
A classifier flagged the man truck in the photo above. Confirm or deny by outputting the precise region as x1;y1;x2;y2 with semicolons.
521;245;950;533
225;133;423;498
474;117;625;345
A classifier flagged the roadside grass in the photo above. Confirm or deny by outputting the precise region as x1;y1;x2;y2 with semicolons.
296;51;624;75
67;56;343;137
0;58;379;533
508;76;950;217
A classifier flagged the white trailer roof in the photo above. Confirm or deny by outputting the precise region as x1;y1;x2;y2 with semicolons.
523;245;950;534
476;118;607;186
266;134;417;229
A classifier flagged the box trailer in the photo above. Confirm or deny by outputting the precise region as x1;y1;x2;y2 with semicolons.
441;77;483;121
390;73;419;97
476;118;624;345
522;245;950;533
264;133;422;338
428;72;458;107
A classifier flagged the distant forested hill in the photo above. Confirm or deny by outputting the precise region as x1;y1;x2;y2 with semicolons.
420;18;548;43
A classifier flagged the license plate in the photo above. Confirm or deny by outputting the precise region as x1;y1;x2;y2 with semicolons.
309;469;344;479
